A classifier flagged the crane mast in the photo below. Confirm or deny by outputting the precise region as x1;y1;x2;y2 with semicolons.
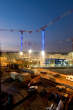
0;29;32;52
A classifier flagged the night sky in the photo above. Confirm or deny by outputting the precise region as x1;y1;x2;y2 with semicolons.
0;0;73;52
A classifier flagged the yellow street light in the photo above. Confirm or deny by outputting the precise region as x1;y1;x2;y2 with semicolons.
19;51;23;56
28;49;32;54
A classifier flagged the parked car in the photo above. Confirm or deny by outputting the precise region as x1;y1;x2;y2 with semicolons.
27;86;37;94
53;74;60;78
66;75;73;82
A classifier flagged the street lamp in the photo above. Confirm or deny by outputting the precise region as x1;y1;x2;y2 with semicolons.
19;51;23;56
41;50;45;57
28;49;32;54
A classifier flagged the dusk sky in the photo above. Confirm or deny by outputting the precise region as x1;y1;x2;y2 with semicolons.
0;0;73;52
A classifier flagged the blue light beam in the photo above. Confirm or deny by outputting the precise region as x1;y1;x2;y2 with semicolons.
20;34;23;52
42;30;45;51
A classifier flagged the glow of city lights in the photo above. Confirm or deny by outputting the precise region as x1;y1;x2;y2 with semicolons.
28;49;32;54
72;52;73;56
19;51;23;56
41;50;45;57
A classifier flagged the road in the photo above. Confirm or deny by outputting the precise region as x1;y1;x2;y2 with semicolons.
33;68;73;91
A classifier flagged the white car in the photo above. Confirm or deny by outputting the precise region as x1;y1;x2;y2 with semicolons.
29;86;38;89
66;75;73;82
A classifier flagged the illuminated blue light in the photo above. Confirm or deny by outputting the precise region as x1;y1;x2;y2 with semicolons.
42;30;45;51
20;34;23;52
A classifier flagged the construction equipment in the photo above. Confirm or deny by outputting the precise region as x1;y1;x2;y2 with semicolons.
0;29;32;52
36;9;73;53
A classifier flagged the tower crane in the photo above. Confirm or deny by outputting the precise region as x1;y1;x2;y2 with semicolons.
36;9;73;54
0;29;32;52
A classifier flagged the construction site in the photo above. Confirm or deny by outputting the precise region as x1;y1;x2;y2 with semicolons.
0;50;73;110
0;1;73;109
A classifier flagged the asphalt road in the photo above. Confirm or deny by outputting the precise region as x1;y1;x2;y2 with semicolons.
33;68;73;91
